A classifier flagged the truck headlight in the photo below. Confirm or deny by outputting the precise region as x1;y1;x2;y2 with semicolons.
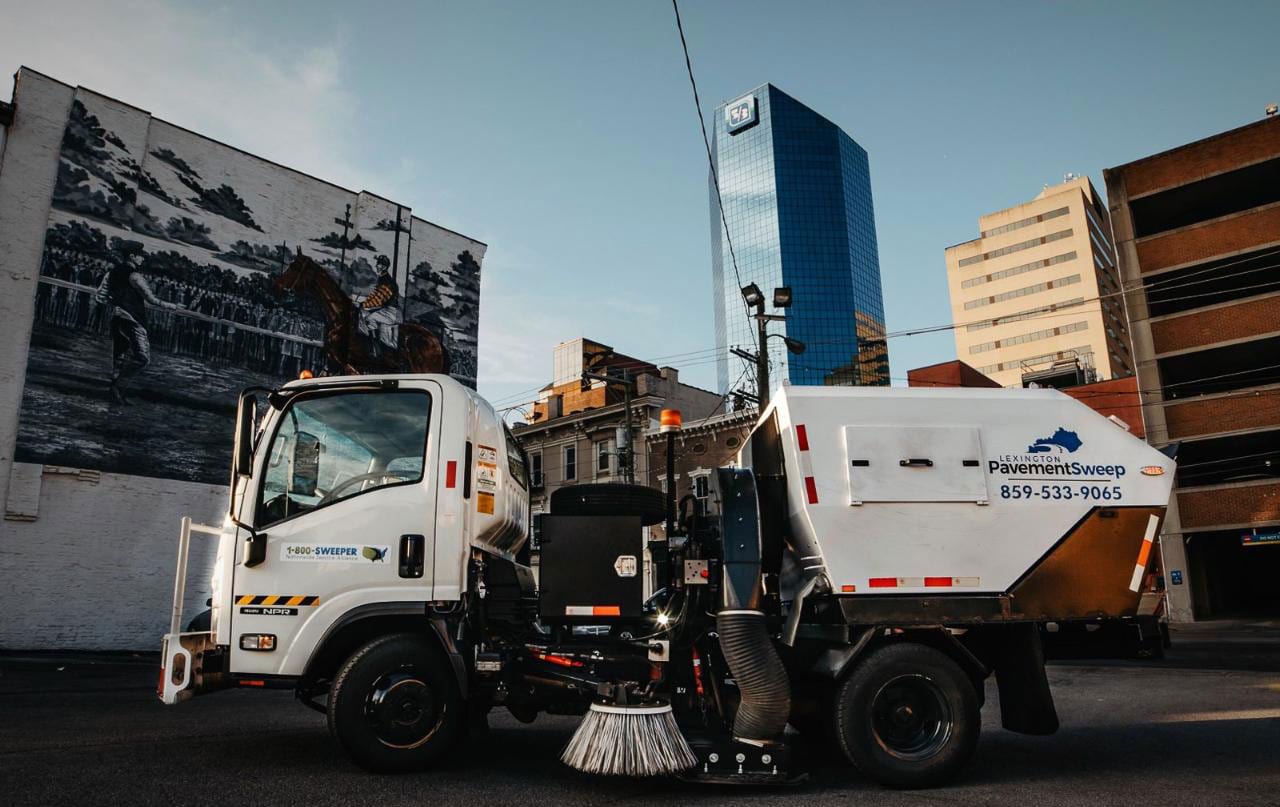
239;634;276;651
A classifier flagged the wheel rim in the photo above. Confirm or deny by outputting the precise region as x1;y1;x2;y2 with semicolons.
365;669;443;749
869;674;953;761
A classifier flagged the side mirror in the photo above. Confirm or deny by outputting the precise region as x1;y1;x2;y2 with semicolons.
291;431;322;497
232;393;256;479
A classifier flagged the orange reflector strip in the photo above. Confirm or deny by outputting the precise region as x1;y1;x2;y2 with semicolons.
593;606;620;616
841;584;856;593
1136;540;1153;568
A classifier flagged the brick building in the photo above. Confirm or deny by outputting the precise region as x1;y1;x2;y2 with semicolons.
511;338;723;582
1105;111;1280;620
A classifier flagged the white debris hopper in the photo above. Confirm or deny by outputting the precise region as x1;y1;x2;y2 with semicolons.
748;385;1175;623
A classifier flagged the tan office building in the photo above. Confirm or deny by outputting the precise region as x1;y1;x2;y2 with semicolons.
945;177;1133;387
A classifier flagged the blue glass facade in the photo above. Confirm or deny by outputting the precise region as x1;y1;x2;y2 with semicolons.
710;84;888;396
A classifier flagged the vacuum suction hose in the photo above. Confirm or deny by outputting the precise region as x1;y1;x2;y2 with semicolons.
713;468;791;742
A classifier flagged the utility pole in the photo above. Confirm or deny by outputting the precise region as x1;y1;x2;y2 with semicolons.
583;368;636;484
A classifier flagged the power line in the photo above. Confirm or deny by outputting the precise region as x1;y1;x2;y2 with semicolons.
672;0;748;321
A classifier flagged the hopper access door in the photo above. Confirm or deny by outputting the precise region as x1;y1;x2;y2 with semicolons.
844;425;989;505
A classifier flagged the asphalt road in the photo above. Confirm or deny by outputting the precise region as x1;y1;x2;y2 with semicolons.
3;636;1279;807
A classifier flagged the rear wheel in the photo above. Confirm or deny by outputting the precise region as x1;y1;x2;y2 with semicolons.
328;633;463;772
834;643;980;789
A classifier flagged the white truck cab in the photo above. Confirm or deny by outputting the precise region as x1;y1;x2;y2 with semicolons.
162;374;527;693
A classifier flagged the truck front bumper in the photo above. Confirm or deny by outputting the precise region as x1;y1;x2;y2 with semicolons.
158;632;225;704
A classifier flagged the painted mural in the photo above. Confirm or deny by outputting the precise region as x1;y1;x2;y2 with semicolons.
16;89;484;484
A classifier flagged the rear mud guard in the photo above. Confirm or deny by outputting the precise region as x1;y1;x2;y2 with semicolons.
993;622;1059;735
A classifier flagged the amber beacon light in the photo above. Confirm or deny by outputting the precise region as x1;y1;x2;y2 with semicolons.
660;409;683;434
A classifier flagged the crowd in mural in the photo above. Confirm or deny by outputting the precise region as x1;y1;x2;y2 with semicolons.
35;244;325;377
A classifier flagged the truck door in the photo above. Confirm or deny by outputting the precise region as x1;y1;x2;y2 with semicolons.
230;382;442;675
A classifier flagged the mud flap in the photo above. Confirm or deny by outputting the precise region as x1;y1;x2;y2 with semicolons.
993;622;1059;735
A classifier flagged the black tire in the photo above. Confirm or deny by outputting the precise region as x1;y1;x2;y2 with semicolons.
550;483;666;526
185;608;212;633
327;633;463;772
834;643;980;789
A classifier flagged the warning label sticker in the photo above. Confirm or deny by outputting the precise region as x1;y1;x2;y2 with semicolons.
477;491;495;515
476;444;498;514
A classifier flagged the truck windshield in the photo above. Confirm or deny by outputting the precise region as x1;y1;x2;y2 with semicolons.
256;390;431;527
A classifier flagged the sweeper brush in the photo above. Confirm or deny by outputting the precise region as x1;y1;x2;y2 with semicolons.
561;702;698;777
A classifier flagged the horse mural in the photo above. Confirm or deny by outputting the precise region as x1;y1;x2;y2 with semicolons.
273;251;450;376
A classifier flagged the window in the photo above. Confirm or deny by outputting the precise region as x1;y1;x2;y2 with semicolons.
968;321;1088;355
979;206;1069;238
596;441;611;474
505;428;528;489
529;451;543;487
958;229;1073;267
256;391;430;527
693;474;710;501
963;274;1081;310
563;444;577;481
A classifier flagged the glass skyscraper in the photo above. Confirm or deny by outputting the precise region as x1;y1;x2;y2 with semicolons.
710;83;888;397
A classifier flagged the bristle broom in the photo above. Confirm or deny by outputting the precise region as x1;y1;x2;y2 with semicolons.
561;702;697;776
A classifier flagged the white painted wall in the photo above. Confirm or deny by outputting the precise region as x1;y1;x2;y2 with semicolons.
0;465;225;650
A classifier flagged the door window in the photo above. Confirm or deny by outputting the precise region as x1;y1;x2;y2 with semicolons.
256;391;431;527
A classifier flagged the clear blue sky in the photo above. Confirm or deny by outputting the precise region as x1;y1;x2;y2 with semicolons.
5;0;1279;411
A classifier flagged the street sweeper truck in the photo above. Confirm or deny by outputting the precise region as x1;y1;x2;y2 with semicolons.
159;373;1175;788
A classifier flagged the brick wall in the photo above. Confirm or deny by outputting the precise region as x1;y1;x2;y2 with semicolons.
1151;294;1280;354
1062;376;1146;439
1136;204;1280;273
1178;480;1280;530
1164;389;1280;441
1121;117;1280;198
906;360;1001;389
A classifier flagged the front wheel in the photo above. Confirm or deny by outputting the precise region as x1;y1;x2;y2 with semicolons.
834;642;980;789
328;633;463;772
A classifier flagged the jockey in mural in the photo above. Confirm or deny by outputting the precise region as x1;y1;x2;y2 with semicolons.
355;254;401;357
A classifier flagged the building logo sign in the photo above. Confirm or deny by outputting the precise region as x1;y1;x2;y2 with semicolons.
281;544;390;563
725;94;758;134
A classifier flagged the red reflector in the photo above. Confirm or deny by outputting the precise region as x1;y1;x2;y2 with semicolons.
593;606;621;616
796;424;810;452
700;568;709;578
445;460;457;488
925;577;953;588
841;584;856;593
804;477;819;504
869;577;897;588
240;679;265;687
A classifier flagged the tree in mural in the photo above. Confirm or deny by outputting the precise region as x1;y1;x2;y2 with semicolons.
312;231;375;252
164;217;218;250
176;175;263;231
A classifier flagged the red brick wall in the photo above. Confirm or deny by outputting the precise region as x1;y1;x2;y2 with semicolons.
1135;204;1280;273
1151;295;1280;354
1121;118;1280;198
1178;481;1280;529
1164;391;1280;441
906;360;1001;389
1062;377;1146;438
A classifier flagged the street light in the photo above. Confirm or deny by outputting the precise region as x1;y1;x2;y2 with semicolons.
740;282;764;307
772;334;805;355
772;286;792;308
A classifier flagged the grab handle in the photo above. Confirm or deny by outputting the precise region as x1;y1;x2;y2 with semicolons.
899;458;933;468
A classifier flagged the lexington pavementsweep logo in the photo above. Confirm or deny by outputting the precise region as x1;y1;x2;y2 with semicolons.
989;426;1126;480
1027;427;1083;454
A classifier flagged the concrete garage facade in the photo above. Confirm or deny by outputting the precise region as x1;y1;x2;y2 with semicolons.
1106;112;1280;621
0;68;485;649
